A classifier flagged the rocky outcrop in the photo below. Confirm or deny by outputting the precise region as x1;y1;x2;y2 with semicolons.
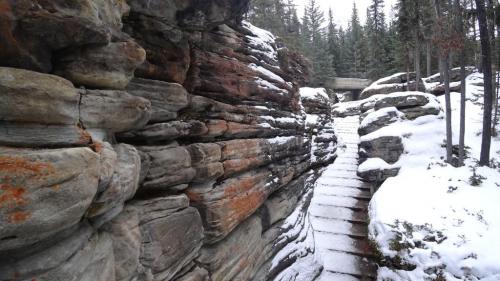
0;1;332;281
423;67;474;95
360;72;426;100
356;89;442;184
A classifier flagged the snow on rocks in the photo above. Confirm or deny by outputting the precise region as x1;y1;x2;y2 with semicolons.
368;72;500;280
359;107;405;136
360;72;425;100
242;21;279;63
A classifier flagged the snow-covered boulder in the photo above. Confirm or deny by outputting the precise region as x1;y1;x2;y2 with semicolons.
357;158;400;183
360;135;404;164
423;67;475;95
374;92;442;120
360;72;426;100
359;107;404;136
299;87;333;115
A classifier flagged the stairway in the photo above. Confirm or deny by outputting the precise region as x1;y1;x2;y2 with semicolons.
311;116;377;281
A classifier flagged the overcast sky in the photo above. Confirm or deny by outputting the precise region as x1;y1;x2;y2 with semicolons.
295;0;398;29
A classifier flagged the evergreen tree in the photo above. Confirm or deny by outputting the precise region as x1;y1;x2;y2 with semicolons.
346;3;365;77
303;0;335;86
366;0;389;79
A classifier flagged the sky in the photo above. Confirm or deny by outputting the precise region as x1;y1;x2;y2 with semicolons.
295;0;398;29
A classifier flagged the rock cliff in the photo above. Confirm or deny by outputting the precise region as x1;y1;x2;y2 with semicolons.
0;1;335;281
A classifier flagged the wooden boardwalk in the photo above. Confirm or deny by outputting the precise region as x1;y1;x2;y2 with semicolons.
311;116;377;281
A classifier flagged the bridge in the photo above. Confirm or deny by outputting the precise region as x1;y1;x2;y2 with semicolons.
327;77;372;91
325;77;372;101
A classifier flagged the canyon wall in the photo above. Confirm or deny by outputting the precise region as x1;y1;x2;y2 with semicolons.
0;1;336;280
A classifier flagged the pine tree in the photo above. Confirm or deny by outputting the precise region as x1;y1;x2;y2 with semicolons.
303;0;335;86
346;3;365;77
327;8;340;74
366;0;389;79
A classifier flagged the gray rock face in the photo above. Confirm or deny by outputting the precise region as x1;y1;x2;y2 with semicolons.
0;0;332;280
102;208;142;281
80;90;152;133
87;144;141;224
0;0;127;72
0;147;99;251
132;195;204;281
127;78;189;123
0;123;91;148
359;136;404;164
117;120;209;143
0;223;115;281
138;145;196;191
54;41;146;90
198;215;263;281
0;67;79;125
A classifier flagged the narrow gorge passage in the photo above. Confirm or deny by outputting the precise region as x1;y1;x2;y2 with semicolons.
309;116;378;280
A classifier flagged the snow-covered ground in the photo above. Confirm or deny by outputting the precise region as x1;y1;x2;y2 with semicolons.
369;73;500;280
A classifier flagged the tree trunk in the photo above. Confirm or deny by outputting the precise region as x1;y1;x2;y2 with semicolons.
415;33;421;91
427;42;432;77
457;0;467;166
475;0;493;166
443;56;454;164
406;45;411;91
434;0;453;163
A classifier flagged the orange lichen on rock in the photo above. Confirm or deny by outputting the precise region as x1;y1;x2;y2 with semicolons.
0;155;55;179
0;184;26;208
227;191;266;225
7;210;31;223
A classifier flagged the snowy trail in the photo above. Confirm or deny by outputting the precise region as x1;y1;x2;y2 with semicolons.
311;116;377;281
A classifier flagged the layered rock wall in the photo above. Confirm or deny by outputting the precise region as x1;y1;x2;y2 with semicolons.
0;1;334;281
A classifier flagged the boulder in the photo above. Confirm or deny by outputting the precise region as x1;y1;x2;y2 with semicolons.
359;107;404;136
359;135;404;164
423;67;474;84
127;78;189;123
132;195;204;281
357;158;400;183
360;72;426;100
80;90;151;133
0;147;99;251
400;105;441;120
0;67;79;125
374;92;430;111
